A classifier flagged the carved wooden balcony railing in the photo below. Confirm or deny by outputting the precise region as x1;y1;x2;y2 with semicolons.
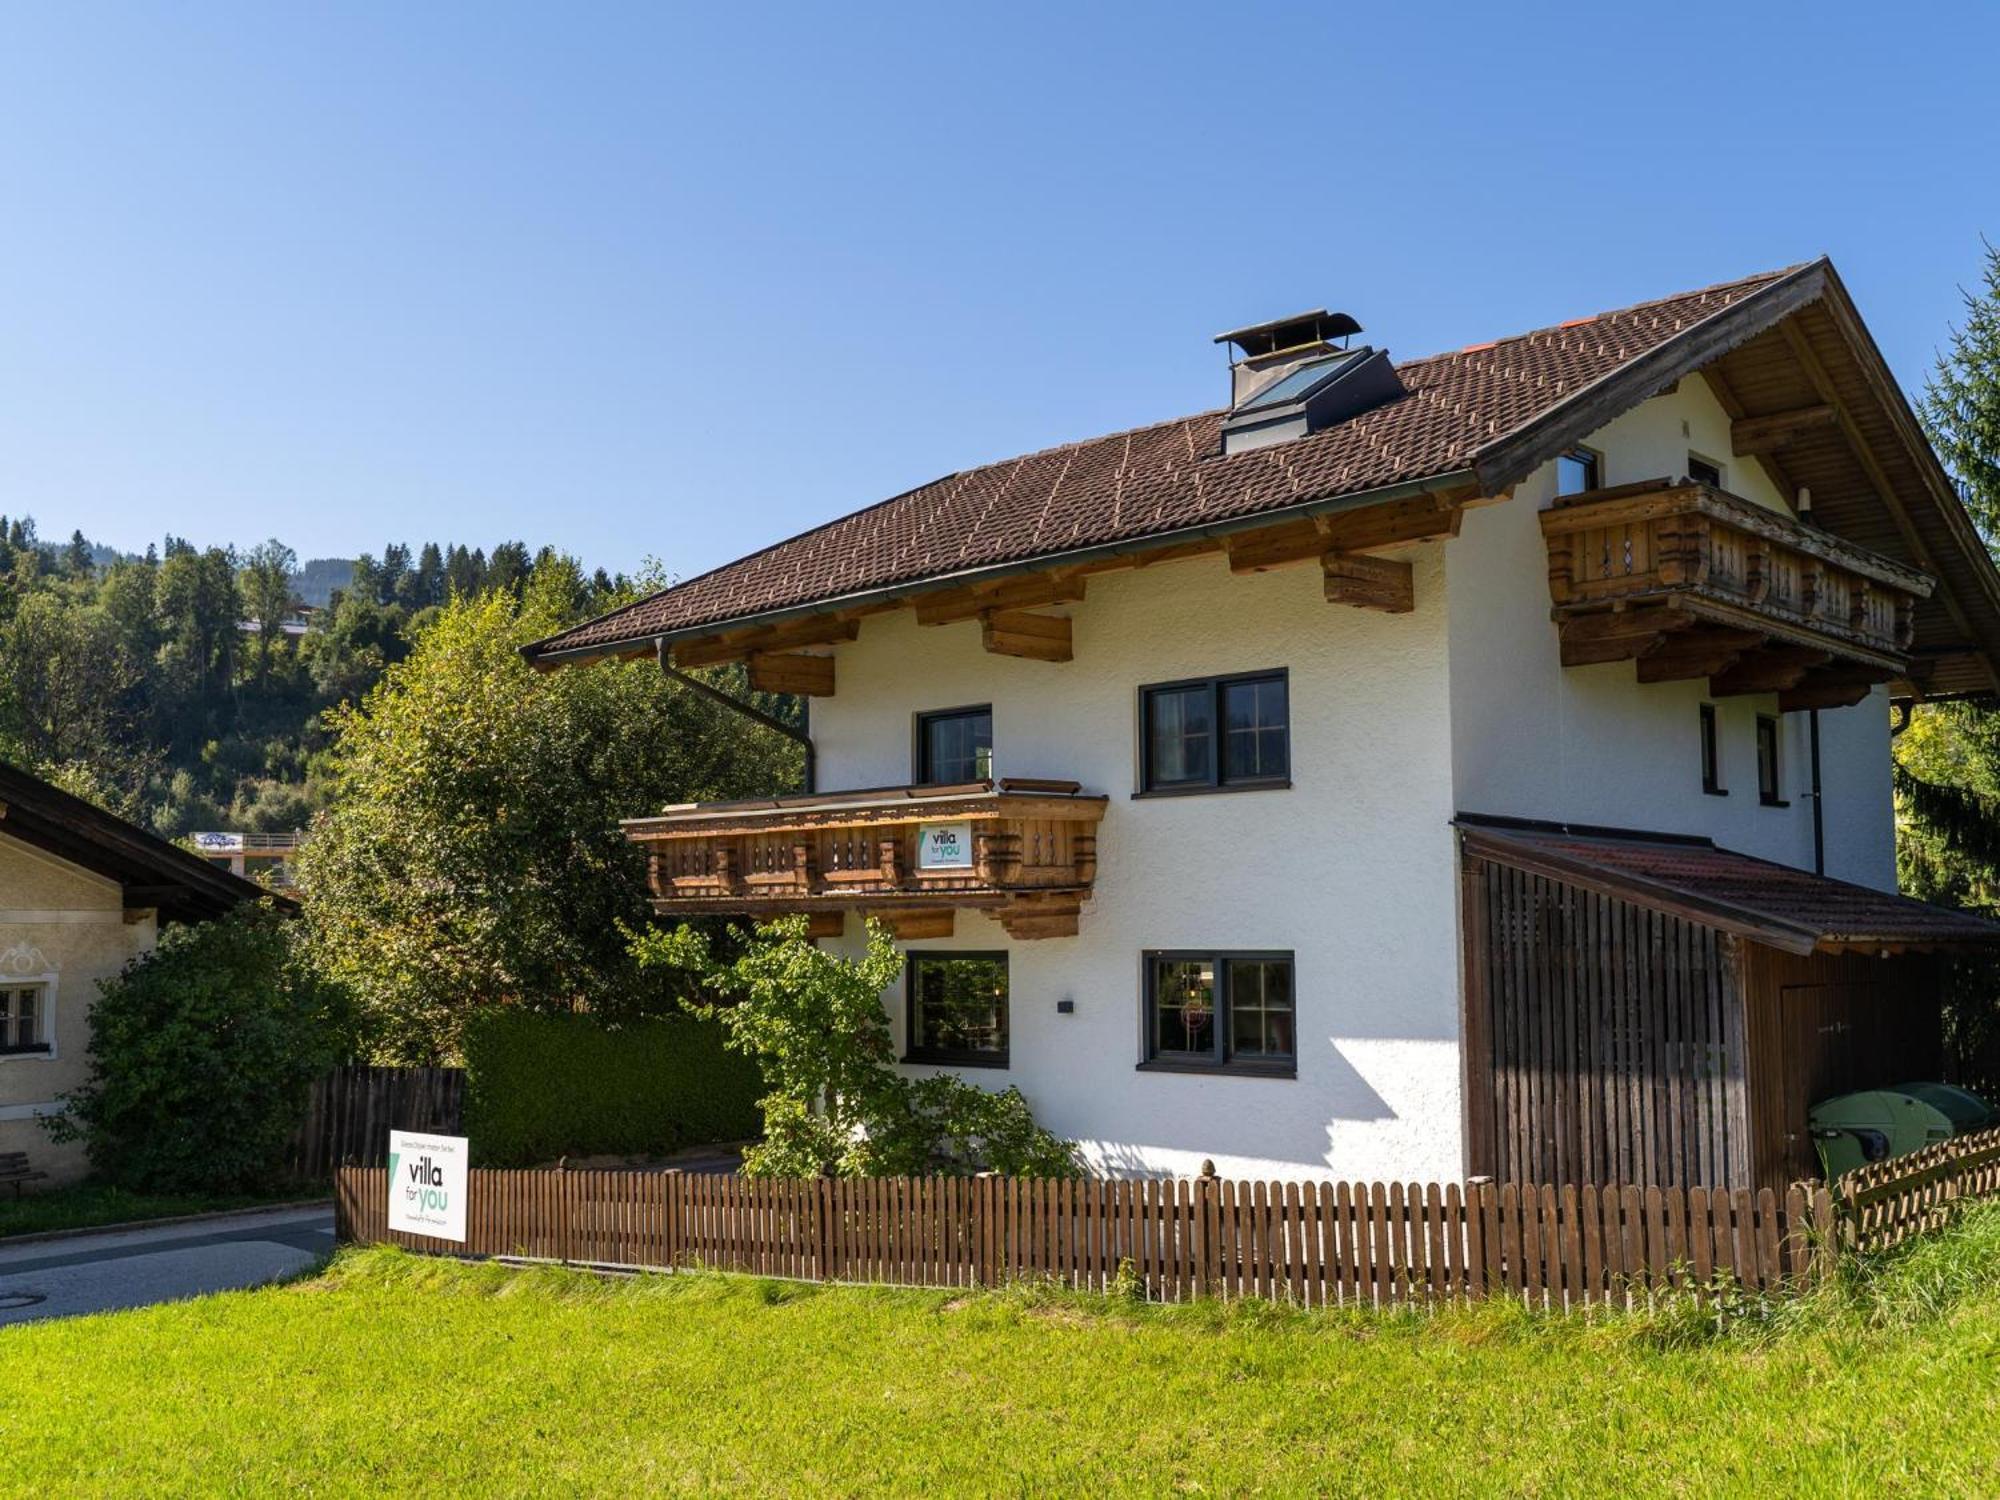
1541;479;1934;709
624;778;1106;940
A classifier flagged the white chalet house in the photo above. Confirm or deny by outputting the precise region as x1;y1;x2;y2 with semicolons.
529;261;2000;1193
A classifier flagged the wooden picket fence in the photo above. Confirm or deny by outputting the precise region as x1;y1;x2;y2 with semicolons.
338;1166;1841;1308
1834;1123;2000;1253
292;1065;466;1179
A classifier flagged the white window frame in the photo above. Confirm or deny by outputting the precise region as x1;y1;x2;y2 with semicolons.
0;972;58;1063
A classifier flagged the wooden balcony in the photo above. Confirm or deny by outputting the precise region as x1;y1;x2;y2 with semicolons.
1541;479;1934;708
624;779;1106;940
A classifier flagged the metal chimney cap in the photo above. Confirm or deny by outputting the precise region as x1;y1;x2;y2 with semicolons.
1214;309;1363;358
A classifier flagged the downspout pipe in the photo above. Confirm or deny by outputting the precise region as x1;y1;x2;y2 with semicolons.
658;645;815;794
1809;708;1824;877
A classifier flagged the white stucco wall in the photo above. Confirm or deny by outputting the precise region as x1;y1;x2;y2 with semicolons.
812;546;1464;1182
1446;374;1898;890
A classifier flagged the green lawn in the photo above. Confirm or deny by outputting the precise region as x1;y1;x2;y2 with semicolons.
5;1209;2000;1496
0;1182;323;1240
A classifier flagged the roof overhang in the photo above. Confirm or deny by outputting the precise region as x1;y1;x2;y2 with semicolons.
1458;815;2000;956
0;763;286;924
522;465;1480;669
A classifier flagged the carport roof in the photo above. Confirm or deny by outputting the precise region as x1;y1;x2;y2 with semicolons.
1457;816;2000;955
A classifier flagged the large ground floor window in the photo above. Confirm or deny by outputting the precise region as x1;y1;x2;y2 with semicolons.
1141;951;1295;1076
904;952;1009;1067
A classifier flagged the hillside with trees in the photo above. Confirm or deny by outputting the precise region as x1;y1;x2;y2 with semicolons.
0;521;645;839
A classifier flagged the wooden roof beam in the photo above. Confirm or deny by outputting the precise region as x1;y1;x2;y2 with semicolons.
1322;552;1413;613
980;609;1072;662
672;615;860;670
746;651;836;696
914;571;1087;626
1731;403;1837;456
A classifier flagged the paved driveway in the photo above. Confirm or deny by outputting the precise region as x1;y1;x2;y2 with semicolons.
0;1205;334;1327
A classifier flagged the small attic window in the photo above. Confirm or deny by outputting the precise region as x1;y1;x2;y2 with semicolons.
1556;448;1601;496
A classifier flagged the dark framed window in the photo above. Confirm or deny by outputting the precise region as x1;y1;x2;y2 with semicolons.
1757;715;1786;806
1141;951;1295;1076
1687;453;1724;488
0;985;49;1056
904;952;1009;1067
1138;670;1288;795
916;705;993;785
1700;703;1726;796
1555;447;1602;496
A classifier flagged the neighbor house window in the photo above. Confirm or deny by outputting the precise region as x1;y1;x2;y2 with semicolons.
1687;453;1724;488
1139;671;1288;794
916;705;993;784
905;952;1009;1067
1556;447;1602;496
1757;715;1786;806
1700;703;1726;796
1142;951;1295;1074
0;986;49;1056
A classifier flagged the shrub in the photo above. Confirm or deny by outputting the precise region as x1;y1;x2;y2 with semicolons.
461;1010;763;1166
47;905;354;1192
633;916;1079;1179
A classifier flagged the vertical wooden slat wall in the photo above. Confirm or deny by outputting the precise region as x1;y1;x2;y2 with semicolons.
290;1065;467;1179
1467;858;1749;1192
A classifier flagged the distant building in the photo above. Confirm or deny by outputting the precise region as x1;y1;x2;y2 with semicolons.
192;832;302;890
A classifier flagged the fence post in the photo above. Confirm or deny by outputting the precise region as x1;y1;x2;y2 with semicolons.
1193;1164;1215;1300
556;1157;571;1267
816;1176;836;1283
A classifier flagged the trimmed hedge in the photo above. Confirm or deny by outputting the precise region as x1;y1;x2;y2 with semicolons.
462;1011;762;1167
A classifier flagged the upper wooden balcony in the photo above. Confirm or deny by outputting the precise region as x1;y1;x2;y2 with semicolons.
1541;479;1934;709
624;778;1107;940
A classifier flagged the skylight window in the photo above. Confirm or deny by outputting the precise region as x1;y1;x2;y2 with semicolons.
1234;351;1362;412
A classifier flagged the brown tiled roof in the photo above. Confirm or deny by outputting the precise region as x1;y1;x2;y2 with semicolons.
1461;819;2000;953
534;267;1807;658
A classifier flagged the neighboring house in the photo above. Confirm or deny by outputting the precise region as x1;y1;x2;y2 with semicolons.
0;763;275;1184
527;259;2000;1192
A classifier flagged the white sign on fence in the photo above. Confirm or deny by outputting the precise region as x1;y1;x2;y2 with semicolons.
387;1129;468;1243
916;820;974;870
192;831;244;853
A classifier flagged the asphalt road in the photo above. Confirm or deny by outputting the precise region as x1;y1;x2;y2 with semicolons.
0;1205;335;1327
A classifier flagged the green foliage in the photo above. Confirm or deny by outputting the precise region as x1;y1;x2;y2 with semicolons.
461;1009;762;1166
1922;239;2000;539
298;565;801;1061
636;916;1078;1178
45;905;355;1193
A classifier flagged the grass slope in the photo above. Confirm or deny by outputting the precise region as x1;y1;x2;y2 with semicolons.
6;1207;2000;1496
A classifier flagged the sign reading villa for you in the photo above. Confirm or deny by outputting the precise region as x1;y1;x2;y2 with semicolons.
387;1129;468;1243
917;820;974;870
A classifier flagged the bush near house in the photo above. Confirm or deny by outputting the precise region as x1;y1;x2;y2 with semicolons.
461;1010;762;1166
46;905;354;1193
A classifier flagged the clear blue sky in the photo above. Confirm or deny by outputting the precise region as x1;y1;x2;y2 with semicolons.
2;3;1995;578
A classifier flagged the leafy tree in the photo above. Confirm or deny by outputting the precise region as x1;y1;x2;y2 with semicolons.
0;592;144;790
46;904;355;1192
63;528;94;578
240;538;299;683
296;558;802;1061
636;916;1078;1178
